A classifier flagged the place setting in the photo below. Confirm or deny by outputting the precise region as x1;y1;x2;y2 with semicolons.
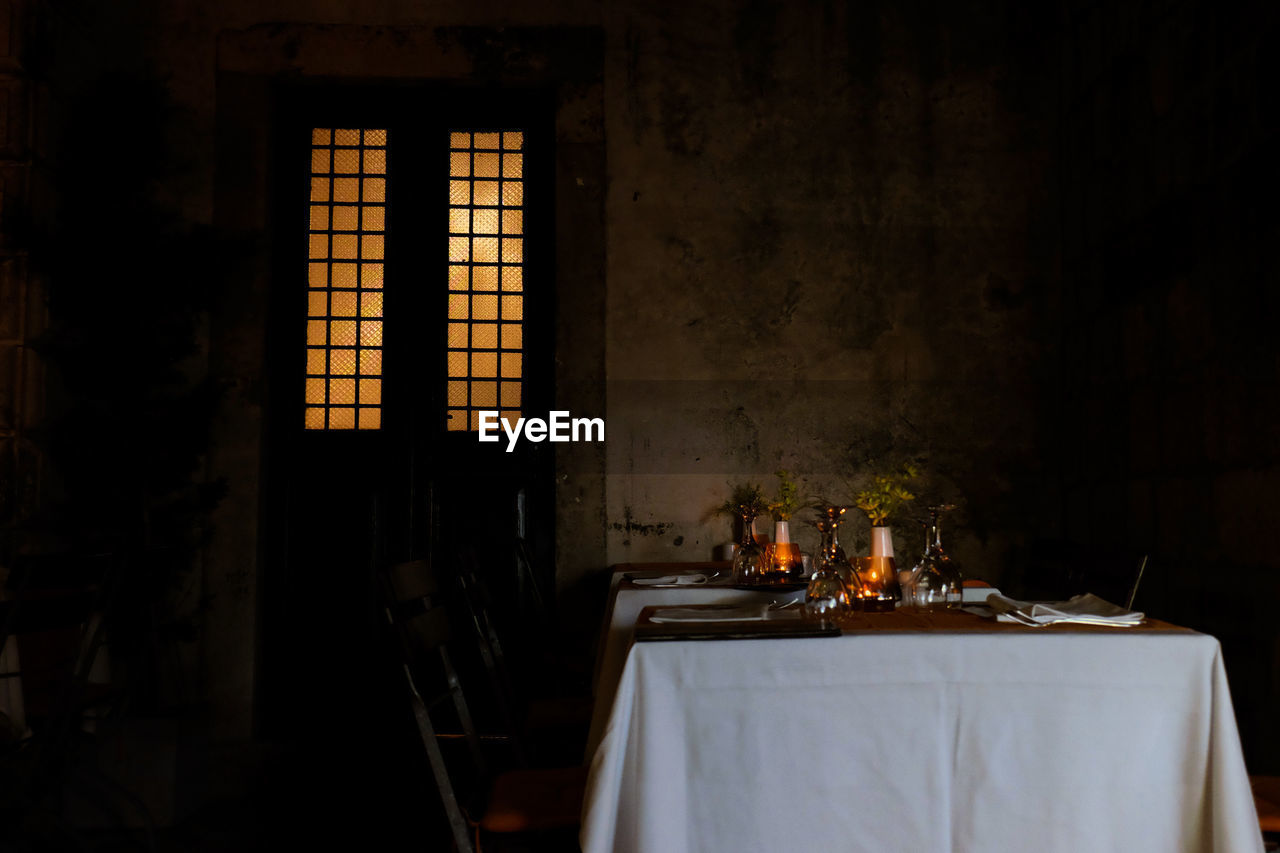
625;473;1153;637
624;570;721;587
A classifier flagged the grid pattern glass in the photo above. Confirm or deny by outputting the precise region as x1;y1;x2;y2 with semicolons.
304;128;387;430
447;130;525;432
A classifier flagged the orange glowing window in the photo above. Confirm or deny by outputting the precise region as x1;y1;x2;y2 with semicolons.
304;128;386;430
446;130;524;432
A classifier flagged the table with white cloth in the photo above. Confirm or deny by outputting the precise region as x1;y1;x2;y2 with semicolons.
587;563;997;759
581;604;1264;853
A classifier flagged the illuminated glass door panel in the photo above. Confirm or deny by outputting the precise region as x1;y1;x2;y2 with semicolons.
304;127;387;430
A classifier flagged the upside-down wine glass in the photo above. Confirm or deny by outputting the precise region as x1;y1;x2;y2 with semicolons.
730;506;768;585
806;507;855;620
910;504;963;610
816;505;861;594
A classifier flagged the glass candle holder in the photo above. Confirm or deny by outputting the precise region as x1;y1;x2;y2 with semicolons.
854;556;901;612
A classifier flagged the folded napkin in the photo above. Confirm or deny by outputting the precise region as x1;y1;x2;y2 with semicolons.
629;573;710;586
648;604;769;623
988;593;1144;627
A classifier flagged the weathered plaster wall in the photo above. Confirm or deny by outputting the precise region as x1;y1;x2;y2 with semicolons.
601;0;1058;579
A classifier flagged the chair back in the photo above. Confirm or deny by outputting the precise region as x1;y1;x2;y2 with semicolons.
452;547;531;762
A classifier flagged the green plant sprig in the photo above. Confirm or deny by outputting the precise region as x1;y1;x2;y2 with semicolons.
853;464;919;527
768;469;802;521
716;481;770;519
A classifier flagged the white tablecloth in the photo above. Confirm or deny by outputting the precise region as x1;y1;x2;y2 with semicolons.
581;629;1263;853
586;570;804;757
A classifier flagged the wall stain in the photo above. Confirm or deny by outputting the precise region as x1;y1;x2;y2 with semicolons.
611;505;675;539
724;407;761;466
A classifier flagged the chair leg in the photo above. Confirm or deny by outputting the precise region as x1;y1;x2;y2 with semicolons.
405;665;475;853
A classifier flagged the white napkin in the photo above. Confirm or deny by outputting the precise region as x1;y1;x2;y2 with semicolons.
630;573;710;586
648;604;769;623
988;593;1144;627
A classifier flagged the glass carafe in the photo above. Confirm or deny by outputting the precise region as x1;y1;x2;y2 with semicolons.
730;508;769;586
805;512;853;620
911;504;963;610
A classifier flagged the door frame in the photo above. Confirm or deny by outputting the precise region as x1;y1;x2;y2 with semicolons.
256;78;557;736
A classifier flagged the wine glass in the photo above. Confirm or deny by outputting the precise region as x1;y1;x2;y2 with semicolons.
804;567;851;623
730;507;768;585
806;506;855;621
812;504;861;596
911;504;963;610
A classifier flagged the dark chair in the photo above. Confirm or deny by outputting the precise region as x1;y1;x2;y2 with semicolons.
380;558;586;853
453;547;593;764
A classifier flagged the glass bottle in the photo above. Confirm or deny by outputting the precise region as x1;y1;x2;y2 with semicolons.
911;504;963;610
805;512;853;620
730;507;768;586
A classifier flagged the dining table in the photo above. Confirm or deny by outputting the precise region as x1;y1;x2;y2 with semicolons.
580;563;1265;853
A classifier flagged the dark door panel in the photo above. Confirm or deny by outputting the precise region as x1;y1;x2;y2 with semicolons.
258;81;555;738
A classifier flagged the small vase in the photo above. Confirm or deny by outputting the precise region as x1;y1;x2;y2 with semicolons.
870;526;894;559
858;525;901;611
768;520;804;578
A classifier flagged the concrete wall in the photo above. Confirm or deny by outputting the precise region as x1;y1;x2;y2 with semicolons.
600;0;1059;584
